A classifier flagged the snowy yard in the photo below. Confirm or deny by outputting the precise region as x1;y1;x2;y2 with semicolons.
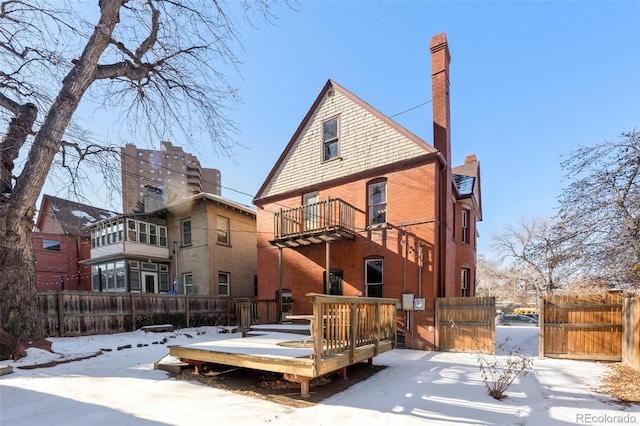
1;325;638;425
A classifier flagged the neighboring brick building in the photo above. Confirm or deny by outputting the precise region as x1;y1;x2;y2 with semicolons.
253;33;482;350
120;140;222;214
86;193;256;298
34;195;118;291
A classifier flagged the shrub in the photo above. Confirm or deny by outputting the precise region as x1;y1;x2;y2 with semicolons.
477;337;534;400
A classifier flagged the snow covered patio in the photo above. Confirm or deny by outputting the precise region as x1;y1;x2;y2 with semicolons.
1;326;638;425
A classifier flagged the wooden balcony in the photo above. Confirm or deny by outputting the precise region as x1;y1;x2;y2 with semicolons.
271;198;357;247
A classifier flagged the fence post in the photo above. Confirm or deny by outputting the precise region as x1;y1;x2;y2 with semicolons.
57;290;65;337
434;298;440;351
185;294;190;328
130;292;136;331
538;295;545;358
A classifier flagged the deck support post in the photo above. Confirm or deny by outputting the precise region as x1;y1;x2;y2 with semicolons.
283;373;311;397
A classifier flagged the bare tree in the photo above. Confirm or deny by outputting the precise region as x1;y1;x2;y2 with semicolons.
491;217;579;296
558;130;640;289
0;0;282;340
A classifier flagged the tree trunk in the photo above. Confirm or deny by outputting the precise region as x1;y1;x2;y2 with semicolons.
0;0;123;341
0;203;40;341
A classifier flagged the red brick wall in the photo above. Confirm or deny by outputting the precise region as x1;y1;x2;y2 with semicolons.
33;233;92;291
257;161;444;349
454;202;479;296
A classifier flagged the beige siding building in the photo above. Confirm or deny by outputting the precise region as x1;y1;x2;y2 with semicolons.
121;141;221;214
86;193;256;298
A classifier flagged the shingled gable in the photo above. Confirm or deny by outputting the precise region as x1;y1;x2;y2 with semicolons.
253;79;439;204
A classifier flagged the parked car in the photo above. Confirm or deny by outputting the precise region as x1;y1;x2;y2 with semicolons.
495;314;539;327
523;313;539;322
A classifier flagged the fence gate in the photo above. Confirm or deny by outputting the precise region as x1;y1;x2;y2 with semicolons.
435;297;495;354
540;293;623;361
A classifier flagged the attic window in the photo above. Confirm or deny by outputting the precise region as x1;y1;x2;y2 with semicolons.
323;118;339;161
43;239;61;251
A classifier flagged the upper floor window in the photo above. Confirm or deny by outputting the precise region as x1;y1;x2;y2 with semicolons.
181;218;192;246
368;180;387;225
217;216;230;245
323;117;339;161
462;209;470;244
43;239;61;251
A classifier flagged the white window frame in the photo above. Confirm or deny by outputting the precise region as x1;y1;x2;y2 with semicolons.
183;273;193;295
368;180;387;226
217;216;230;245
322;117;339;161
365;259;383;297
218;272;230;296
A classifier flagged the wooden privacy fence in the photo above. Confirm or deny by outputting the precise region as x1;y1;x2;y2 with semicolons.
236;299;293;330
37;291;237;337
622;295;640;371
540;293;623;361
435;296;496;354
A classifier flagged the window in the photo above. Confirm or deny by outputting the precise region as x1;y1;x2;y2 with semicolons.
149;224;157;245
181;218;192;246
368;180;387;225
137;151;143;157
139;222;147;244
461;209;471;244
218;272;230;296
159;227;167;247
365;259;383;297
322;118;339;161
115;261;126;289
461;268;471;297
127;219;137;241
43;239;61;251
303;192;320;231
217;216;230;245
159;265;170;292
183;273;193;295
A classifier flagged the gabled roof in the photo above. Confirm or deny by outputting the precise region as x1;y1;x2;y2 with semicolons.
162;192;256;217
37;195;119;237
254;79;439;203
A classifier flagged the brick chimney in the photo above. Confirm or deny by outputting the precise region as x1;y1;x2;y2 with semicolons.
430;32;451;165
430;32;455;297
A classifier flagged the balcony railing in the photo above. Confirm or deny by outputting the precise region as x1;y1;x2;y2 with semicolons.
272;197;357;247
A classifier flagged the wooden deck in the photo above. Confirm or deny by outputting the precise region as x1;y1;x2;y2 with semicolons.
169;294;398;396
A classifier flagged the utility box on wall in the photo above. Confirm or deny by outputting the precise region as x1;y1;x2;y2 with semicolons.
402;293;414;311
413;298;426;311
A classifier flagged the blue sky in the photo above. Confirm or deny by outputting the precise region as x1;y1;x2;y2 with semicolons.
48;0;640;256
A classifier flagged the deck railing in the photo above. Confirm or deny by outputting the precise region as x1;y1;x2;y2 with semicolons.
273;198;356;240
307;293;398;366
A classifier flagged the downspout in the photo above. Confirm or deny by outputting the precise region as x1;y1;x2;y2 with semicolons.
278;246;283;322
417;241;423;298
173;241;179;292
402;227;408;293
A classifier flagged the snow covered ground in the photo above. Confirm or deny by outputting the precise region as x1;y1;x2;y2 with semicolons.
1;325;638;425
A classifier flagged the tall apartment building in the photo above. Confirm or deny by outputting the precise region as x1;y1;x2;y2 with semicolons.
121;141;221;213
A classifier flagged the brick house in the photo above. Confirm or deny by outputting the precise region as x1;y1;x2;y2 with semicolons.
253;33;482;350
34;195;118;291
85;193;256;297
